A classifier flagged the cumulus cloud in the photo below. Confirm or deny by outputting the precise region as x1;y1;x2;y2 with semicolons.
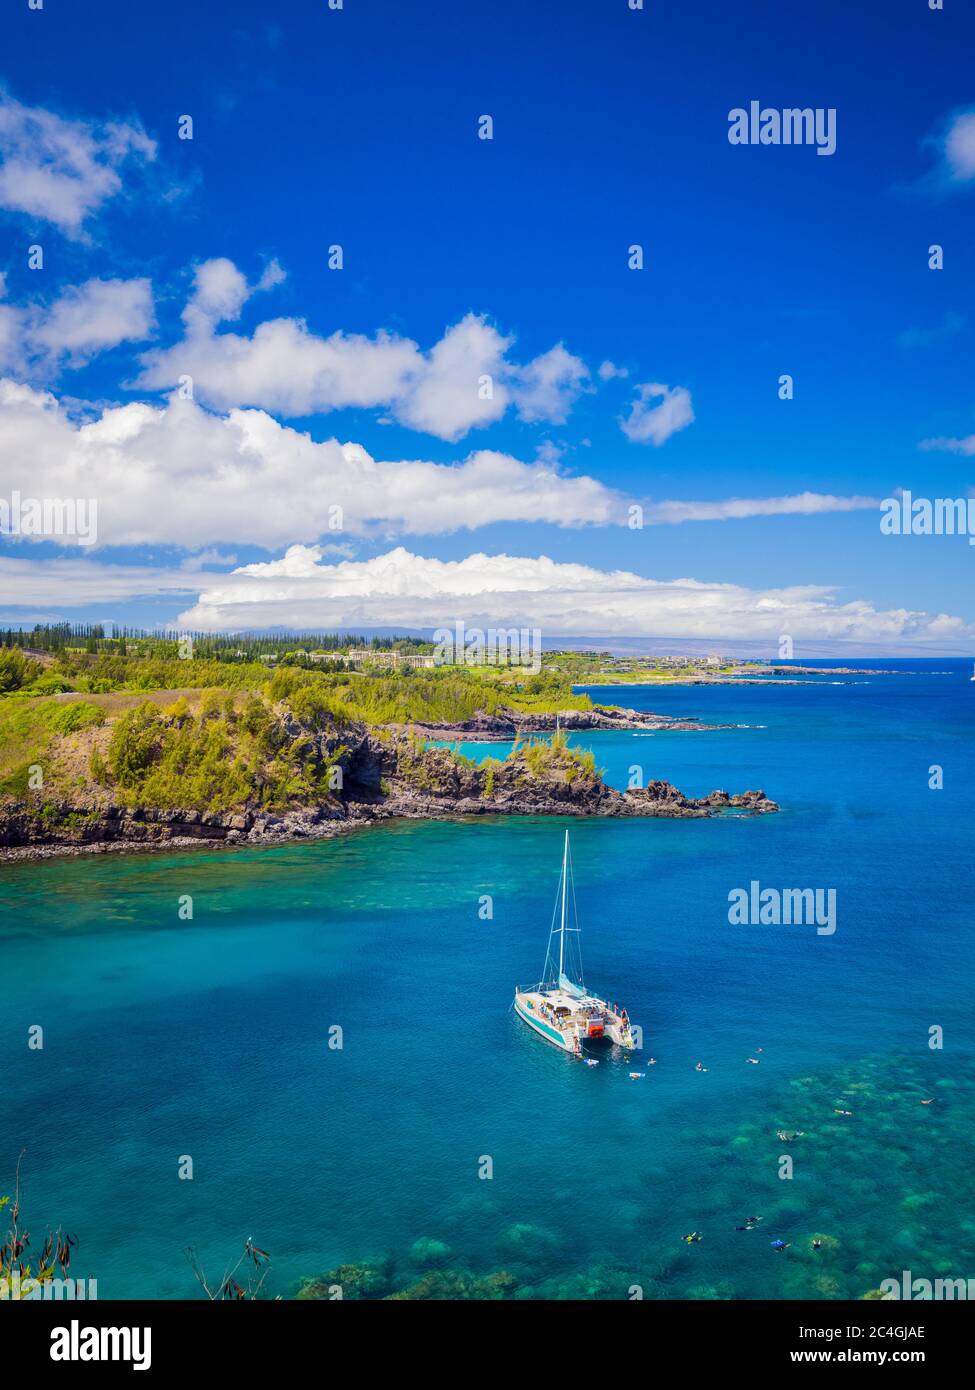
511;344;590;425
0;546;966;651
620;382;694;446
0;378;884;551
179;256;285;337
0;94;156;239
136;260;589;440
0;278;155;375
0;378;625;548
161;546;973;649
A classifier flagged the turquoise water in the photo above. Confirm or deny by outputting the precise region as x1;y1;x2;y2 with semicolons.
2;661;973;1299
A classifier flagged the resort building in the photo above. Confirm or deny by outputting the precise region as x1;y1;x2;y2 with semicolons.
345;649;437;669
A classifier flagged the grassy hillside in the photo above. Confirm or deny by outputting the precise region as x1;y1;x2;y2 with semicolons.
0;648;592;720
0;649;604;818
0;687;605;820
0;691;349;813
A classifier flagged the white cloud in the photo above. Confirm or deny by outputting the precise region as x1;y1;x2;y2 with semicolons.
943;110;975;182
0;94;156;239
644;492;879;524
390;314;514;438
0;554;200;610
0;379;625;548
620;382;694;446
511;343;589;424
918;434;975;456
0;378;883;551
597;360;628;381
136;261;589;440
0;546;966;651
0;278;155;374
180;256;285;337
29;278;154;365
163;546;973;649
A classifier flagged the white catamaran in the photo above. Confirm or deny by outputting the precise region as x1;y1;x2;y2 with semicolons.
514;830;639;1055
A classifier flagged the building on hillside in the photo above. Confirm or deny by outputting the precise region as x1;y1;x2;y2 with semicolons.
346;649;437;669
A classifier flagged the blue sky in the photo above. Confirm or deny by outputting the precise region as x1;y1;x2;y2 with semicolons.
0;0;973;651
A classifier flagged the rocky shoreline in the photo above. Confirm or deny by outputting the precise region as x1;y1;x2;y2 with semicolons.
0;707;778;861
398;705;728;738
0;784;778;862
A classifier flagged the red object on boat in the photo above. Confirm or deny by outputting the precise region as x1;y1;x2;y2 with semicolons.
588;1023;604;1038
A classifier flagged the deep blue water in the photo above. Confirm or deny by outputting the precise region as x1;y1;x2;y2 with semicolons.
2;660;973;1299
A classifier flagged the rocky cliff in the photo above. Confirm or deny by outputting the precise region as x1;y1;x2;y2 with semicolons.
0;713;778;859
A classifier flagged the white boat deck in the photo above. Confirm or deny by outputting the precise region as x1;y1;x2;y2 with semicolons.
515;986;637;1050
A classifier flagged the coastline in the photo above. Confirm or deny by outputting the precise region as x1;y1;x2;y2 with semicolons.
0;782;780;863
0;700;779;862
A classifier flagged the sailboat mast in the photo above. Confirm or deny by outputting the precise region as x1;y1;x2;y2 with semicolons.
558;829;568;979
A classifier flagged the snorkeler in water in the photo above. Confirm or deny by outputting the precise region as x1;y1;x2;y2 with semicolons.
812;1239;822;1251
770;1239;791;1252
681;1231;704;1244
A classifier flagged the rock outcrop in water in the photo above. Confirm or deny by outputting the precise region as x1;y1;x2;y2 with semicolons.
0;710;778;858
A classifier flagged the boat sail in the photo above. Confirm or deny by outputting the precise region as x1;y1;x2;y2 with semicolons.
513;830;639;1054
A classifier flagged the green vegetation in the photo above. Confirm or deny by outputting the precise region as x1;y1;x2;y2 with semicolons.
264;666;590;726
517;730;600;785
1;622;432;663
0;632;593;723
0;636;610;818
0;648;42;693
104;694;345;812
1;1155;72;1300
0;698;105;796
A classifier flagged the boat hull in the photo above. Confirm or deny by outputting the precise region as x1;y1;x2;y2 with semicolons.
514;990;639;1053
514;995;577;1051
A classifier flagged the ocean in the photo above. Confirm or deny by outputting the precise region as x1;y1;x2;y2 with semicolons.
2;659;973;1299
